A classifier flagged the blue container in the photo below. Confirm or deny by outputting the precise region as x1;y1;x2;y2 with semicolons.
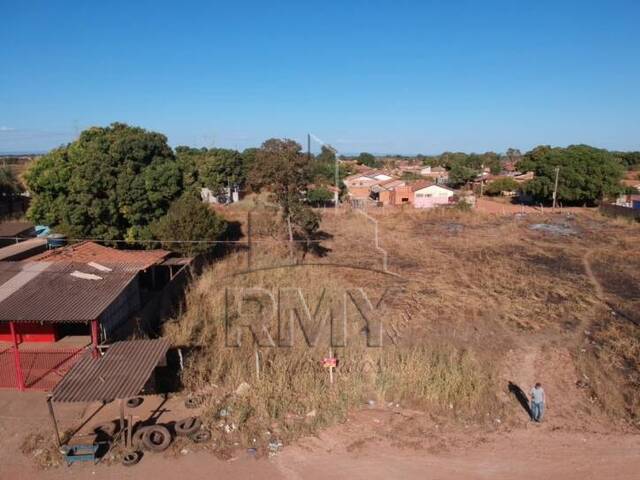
47;233;67;249
633;200;640;210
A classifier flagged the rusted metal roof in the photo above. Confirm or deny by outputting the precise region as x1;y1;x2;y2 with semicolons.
0;261;138;322
160;257;192;266
0;221;35;238
32;241;170;270
0;238;48;262
51;338;170;402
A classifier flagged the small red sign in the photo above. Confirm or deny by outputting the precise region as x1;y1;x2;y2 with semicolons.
322;357;337;368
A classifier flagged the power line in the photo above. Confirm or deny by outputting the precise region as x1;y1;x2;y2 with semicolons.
0;235;332;244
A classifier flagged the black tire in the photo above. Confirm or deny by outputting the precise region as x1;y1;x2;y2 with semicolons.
126;397;144;408
132;426;152;449
122;451;142;466
189;430;211;444
174;417;202;436
93;421;117;437
142;425;172;452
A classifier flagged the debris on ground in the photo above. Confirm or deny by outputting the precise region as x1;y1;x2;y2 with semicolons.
235;382;251;397
268;440;283;457
529;223;577;236
20;433;64;470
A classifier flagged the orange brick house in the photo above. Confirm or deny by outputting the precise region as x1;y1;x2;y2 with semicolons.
375;179;432;206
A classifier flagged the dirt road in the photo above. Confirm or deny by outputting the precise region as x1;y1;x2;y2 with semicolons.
7;424;640;480
2;393;639;480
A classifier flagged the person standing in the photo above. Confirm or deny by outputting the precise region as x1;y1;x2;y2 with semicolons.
530;382;546;422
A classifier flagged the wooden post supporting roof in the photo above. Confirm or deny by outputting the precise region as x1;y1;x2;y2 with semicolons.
46;396;61;447
9;321;25;391
90;319;99;359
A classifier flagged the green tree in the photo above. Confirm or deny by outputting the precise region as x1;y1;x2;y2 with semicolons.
448;162;479;187
0;166;22;197
519;145;624;205
505;148;522;164
613;151;640;169
307;187;334;204
200;148;246;194
484;177;519;196
356;152;379;168
249;138;321;248
316;145;336;163
175;146;250;195
249;139;312;216
25;123;183;241
150;193;227;256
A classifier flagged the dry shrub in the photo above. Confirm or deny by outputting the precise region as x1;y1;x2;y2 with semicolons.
20;433;64;470
164;245;501;449
376;345;496;413
576;310;640;424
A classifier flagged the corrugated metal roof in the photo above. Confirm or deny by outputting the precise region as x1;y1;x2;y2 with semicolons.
51;338;170;402
0;221;35;238
32;241;170;270
0;238;48;262
0;261;138;322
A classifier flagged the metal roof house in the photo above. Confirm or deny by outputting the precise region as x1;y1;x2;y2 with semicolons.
0;242;189;391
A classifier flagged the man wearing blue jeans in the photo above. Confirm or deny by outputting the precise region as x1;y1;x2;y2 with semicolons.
530;382;545;422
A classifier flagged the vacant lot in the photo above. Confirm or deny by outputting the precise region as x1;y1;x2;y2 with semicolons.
166;207;640;449
9;206;640;477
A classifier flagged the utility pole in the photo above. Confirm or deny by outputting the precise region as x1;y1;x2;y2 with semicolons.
307;133;311;163
334;146;339;213
552;166;560;210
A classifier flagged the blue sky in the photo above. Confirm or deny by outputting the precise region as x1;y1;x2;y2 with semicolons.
1;0;639;154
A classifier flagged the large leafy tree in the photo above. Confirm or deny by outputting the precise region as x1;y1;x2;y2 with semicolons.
0;165;22;197
448;162;479;187
356;152;380;168
200;148;246;193
150;193;227;256
174;146;252;195
249;138;321;247
484;177;519;196
518;145;624;205
25;123;183;241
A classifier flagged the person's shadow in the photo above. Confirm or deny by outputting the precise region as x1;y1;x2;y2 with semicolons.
508;381;532;419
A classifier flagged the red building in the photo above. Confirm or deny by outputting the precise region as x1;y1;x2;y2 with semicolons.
0;242;173;391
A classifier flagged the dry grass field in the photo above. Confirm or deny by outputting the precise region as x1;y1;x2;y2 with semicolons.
164;205;640;457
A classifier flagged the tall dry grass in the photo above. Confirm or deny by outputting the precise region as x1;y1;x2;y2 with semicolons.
164;206;640;448
164;244;498;449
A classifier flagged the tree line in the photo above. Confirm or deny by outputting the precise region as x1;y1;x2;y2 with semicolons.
350;145;638;205
24;123;639;254
24;123;333;255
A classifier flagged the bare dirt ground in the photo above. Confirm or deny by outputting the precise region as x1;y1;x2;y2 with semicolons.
1;395;639;480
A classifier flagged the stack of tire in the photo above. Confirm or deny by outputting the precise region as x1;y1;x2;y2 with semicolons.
131;417;209;452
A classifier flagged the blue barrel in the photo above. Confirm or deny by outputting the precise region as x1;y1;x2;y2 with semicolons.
47;233;67;249
633;200;640;210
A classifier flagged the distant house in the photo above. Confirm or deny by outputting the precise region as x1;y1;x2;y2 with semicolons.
344;171;396;200
421;166;449;184
201;186;241;204
414;184;457;209
512;171;534;183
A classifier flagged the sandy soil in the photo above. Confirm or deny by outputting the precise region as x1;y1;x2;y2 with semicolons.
2;391;639;480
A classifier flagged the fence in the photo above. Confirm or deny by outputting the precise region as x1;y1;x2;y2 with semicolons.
0;344;87;391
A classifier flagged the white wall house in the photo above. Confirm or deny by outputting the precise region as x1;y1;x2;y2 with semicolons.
201;186;240;204
413;184;456;209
